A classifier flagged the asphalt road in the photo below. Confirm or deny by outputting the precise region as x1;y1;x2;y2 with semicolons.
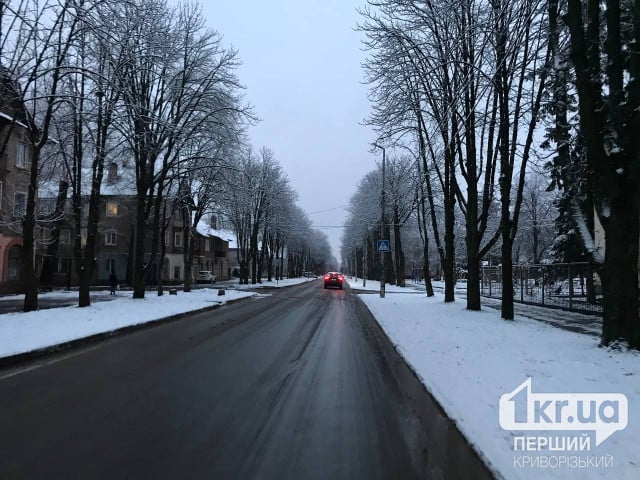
0;280;426;479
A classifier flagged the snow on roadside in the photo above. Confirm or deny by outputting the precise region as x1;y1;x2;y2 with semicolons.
0;289;256;359
231;276;318;289
359;292;640;480
345;278;424;293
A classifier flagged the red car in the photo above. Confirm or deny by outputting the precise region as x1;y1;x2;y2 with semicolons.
323;272;344;289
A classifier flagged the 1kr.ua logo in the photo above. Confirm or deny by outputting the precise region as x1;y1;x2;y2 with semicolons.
499;378;628;447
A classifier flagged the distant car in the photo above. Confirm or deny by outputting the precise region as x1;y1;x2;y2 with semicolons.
196;271;216;284
323;272;344;289
303;271;317;278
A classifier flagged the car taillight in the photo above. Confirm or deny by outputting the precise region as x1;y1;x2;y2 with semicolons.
338;275;343;280
324;275;330;280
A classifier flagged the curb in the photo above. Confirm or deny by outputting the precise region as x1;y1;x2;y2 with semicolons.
355;296;499;480
0;295;251;370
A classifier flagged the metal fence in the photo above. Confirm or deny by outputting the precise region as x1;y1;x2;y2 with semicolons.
480;263;603;315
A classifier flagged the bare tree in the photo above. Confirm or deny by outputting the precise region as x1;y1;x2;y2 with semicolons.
1;0;89;311
491;0;550;319
114;0;250;298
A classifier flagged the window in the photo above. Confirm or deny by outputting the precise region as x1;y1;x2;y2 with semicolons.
38;198;56;216
57;258;72;273
174;265;181;280
204;238;210;252
81;229;87;246
16;142;30;168
174;231;183;247
7;245;21;279
13;192;26;217
164;230;170;247
59;229;71;245
106;258;116;273
39;228;50;244
106;202;118;217
105;230;117;246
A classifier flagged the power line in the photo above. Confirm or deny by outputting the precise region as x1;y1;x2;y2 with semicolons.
307;205;348;215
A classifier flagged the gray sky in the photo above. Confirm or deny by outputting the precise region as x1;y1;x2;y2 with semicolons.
201;0;378;262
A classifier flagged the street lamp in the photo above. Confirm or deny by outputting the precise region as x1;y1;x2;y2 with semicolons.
373;142;386;299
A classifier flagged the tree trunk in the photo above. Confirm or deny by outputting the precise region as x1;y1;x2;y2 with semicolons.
467;256;481;310
157;259;164;296
126;224;134;286
39;180;69;288
22;154;40;312
250;234;258;284
393;210;405;287
601;189;640;347
466;197;481;310
257;230;268;283
279;246;285;280
133;200;146;298
78;269;90;307
183;243;193;293
500;228;515;320
443;165;456;302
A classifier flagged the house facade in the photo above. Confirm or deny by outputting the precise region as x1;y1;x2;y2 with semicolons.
38;163;231;288
0;71;33;291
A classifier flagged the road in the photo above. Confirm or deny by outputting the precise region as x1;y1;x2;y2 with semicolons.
0;280;426;479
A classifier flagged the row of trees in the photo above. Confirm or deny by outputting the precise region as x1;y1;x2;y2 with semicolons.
221;147;334;284
0;0;332;311
342;160;556;297
355;0;640;348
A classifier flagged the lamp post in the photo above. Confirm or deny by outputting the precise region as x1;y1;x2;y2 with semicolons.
373;142;386;298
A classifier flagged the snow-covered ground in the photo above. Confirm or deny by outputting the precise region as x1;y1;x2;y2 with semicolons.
229;276;318;289
346;277;425;294
0;288;256;359
3;275;633;478
359;291;640;480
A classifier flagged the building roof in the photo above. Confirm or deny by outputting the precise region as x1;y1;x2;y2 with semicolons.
39;160;137;199
195;221;237;249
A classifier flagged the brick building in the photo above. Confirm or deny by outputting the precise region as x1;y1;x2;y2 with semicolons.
0;69;34;291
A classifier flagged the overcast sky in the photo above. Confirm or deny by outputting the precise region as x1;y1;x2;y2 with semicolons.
200;1;378;263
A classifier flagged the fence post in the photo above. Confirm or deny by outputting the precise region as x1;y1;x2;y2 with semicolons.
541;267;545;305
489;268;492;297
520;266;524;302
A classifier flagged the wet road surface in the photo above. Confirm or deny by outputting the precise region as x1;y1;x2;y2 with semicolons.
0;281;425;479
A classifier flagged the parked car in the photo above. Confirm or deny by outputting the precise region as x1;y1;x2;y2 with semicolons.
196;271;216;284
303;271;317;278
323;272;344;289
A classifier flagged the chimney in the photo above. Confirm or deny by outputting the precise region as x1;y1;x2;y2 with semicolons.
107;162;118;184
210;215;217;229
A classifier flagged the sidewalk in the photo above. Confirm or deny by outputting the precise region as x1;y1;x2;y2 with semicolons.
347;278;602;337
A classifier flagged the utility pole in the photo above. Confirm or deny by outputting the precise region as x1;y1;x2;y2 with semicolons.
373;143;386;298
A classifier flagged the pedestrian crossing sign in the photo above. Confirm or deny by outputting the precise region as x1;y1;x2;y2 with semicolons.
377;240;390;252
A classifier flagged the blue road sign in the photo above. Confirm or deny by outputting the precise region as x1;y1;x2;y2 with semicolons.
377;240;390;253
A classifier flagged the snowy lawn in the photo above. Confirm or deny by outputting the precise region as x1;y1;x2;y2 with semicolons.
345;277;423;293
0;288;256;359
359;292;640;480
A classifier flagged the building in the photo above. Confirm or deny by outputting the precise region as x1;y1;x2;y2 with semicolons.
0;69;34;291
39;162;232;287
